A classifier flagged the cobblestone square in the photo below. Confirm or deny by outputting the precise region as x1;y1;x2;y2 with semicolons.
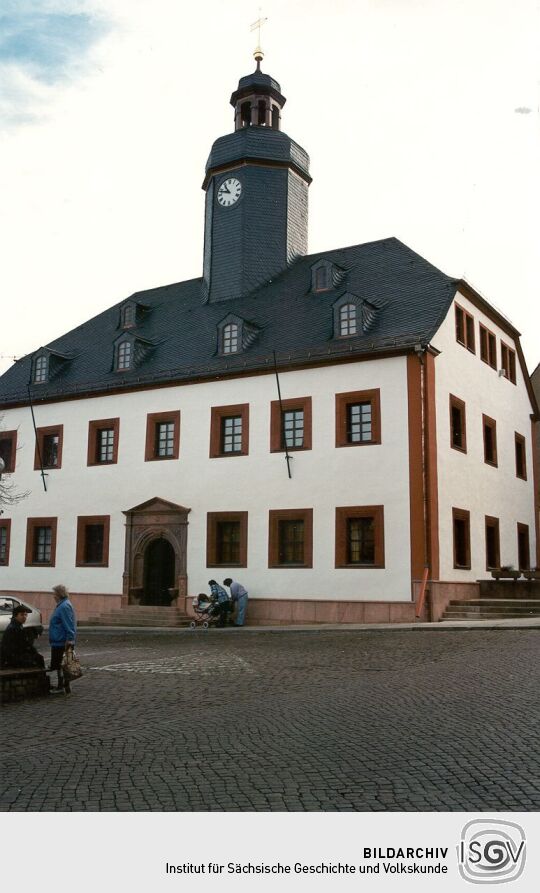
2;628;539;811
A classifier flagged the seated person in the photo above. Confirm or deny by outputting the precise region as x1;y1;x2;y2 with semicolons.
1;605;45;669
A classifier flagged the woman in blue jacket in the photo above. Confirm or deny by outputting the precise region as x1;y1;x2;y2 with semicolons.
49;584;77;694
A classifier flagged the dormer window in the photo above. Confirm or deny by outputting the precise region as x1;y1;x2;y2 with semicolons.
116;340;133;371
316;267;329;291
311;259;345;294
217;314;260;357
223;323;239;354
333;292;377;339
339;304;357;336
119;300;147;330
34;355;49;383
122;304;136;328
113;331;153;373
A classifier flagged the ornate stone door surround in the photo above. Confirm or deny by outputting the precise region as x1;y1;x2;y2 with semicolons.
122;497;190;609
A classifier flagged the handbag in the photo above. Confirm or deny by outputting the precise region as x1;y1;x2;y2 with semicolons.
62;648;83;681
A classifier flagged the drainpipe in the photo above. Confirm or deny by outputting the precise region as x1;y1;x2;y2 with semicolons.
415;344;430;617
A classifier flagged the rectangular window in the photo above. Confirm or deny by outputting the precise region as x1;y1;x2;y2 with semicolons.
347;402;372;443
210;404;249;458
335;506;385;568
453;508;471;569
501;342;517;384
485;516;500;570
206;512;248;567
517;523;530;571
336;389;381;447
34;425;63;470
98;429;115;462
87;418;120;466
348;518;373;563
278;520;305;564
76;516;110;567
221;416;242;453
0;430;17;473
34;527;52;563
449;395;467;452
270;397;312;452
25;517;57;567
282;410;304;448
156;422;175;457
455;305;475;352
217;521;240;564
479;324;497;369
268;509;313;568
145;412;180;461
43;435;59;467
515;433;527;480
482;415;497;466
0;520;11;565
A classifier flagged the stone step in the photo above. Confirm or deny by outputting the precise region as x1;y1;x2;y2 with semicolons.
444;604;540;615
83;606;191;627
84;619;189;627
447;599;540;608
440;612;540;620
82;621;186;626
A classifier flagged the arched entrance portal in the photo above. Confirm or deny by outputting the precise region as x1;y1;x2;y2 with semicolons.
122;497;191;611
143;537;175;605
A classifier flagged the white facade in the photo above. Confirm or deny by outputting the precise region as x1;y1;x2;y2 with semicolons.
1;286;538;622
0;356;413;603
432;291;536;579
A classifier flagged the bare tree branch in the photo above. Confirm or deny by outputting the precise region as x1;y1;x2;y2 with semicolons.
0;416;30;508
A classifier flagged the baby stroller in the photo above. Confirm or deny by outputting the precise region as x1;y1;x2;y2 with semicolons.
190;594;223;629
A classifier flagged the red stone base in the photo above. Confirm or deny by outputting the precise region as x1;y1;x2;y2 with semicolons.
1;590;122;625
3;590;416;626
412;580;481;622
181;595;416;625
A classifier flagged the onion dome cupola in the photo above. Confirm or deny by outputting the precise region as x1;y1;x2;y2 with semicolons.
202;58;311;303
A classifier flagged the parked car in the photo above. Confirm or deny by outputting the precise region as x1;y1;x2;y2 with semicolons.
0;596;44;641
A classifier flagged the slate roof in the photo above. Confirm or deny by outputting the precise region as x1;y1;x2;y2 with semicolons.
236;69;282;94
0;237;458;407
230;68;285;106
205;127;310;182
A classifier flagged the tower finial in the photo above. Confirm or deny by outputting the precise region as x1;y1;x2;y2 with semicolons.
250;9;267;67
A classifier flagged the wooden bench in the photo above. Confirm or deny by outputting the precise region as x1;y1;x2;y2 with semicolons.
0;667;50;704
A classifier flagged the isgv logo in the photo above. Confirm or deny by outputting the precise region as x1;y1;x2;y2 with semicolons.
458;820;526;884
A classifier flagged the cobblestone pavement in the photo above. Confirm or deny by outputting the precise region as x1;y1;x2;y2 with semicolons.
2;629;539;812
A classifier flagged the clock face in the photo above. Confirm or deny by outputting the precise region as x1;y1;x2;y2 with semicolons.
217;177;242;208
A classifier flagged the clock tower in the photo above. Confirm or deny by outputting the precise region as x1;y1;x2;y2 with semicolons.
202;60;311;302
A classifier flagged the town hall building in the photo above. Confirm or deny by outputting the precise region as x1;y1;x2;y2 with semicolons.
0;55;538;626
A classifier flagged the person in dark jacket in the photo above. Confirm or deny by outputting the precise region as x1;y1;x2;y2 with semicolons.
208;580;231;627
49;584;77;694
1;605;45;668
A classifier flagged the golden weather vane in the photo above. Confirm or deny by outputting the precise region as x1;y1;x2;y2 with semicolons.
250;9;267;65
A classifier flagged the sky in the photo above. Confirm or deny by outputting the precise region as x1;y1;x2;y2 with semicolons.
0;0;539;376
